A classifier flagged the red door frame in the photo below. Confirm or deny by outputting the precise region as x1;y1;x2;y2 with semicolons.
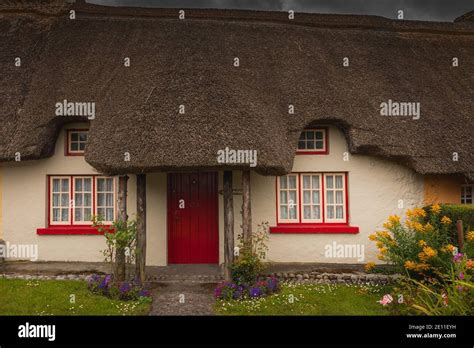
166;172;219;264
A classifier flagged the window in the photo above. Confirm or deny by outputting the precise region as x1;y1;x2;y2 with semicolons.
276;172;348;224
297;129;327;154
66;129;88;155
461;185;473;204
49;175;116;226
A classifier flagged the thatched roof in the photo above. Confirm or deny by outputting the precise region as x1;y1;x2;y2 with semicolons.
1;1;473;178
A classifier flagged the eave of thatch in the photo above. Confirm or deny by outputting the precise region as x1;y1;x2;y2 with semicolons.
1;1;473;178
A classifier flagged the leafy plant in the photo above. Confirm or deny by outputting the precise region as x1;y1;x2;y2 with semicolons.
92;215;137;280
231;222;269;285
87;274;152;302
424;204;474;245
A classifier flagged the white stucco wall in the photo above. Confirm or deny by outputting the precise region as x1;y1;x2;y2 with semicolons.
1;124;424;266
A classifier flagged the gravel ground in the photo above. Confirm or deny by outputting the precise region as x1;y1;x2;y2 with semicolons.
149;282;217;316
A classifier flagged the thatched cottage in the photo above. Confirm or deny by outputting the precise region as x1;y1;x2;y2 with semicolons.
0;1;473;276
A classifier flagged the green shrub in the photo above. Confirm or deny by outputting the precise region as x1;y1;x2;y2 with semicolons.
424;204;474;245
231;222;269;286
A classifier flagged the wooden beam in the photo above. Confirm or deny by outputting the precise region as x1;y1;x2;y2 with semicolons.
116;175;129;281
136;174;147;284
242;170;252;245
223;171;234;281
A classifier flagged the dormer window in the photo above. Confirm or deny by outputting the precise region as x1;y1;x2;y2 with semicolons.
66;129;88;156
297;128;328;154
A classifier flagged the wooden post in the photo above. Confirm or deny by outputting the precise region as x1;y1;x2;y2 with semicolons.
116;175;129;281
136;174;147;284
242;170;252;247
457;220;464;251
223;171;234;281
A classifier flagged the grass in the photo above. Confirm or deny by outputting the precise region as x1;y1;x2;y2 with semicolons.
215;282;391;315
0;278;151;315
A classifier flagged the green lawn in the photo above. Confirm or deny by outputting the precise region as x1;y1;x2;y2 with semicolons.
0;278;151;315
215;283;391;315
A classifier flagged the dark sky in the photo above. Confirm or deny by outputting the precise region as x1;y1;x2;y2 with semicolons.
88;0;473;22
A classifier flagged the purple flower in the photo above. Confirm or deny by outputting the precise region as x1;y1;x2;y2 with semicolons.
249;287;262;298
138;289;151;297
120;282;132;293
459;272;465;280
99;275;111;289
453;253;464;263
214;287;223;299
457;285;464;292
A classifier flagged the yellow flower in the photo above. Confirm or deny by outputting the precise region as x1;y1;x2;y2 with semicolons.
404;260;417;270
389;215;401;225
441;216;452;225
466;231;474;242
441;244;455;253
376;241;384;249
423;246;437;258
368;233;377;241
379;247;388;255
431;204;441;215
412;221;424;232
423;223;434;233
418;240;427;247
415;263;431;271
365;262;376;272
377;254;386;261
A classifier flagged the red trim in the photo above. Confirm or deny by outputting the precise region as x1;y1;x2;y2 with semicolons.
296;127;329;155
274;172;352;233
37;226;113;235
270;224;359;234
65;129;89;156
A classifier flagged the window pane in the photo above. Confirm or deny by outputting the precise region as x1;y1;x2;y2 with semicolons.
71;133;78;141
289;206;297;219
61;208;69;221
298;141;305;149
306;141;315;149
280;205;288;219
71;142;79;151
327;206;334;219
61;193;69;207
280;191;287;204
106;179;113;191
326;176;334;188
303;175;310;189
312;175;319;189
299;132;306;141
97;179;105;192
336;206;344;219
304;206;311;219
336;191;343;204
288;176;296;189
97;193;105;206
52;179;60;192
326;190;334;204
79;132;87;142
312;206;320;219
84;208;92;222
84;193;91;207
315;141;324;149
306;131;314;140
315;131;323;140
52;194;60;207
106;208;114;221
75;179;82;192
335;176;343;189
61;178;69;191
75;208;82;221
79;143;86;151
53;208;60;222
106;193;114;206
75;193;83;206
84;178;92;192
97;207;105;219
289;191;297;203
303;191;310;204
312;191;320;204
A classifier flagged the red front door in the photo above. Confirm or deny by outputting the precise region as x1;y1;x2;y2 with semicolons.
167;172;219;264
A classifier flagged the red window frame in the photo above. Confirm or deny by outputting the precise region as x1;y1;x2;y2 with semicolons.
270;172;359;234
296;128;329;155
37;175;116;235
65;129;89;156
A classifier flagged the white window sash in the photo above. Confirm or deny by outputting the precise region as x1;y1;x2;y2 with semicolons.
277;175;299;223
49;176;71;225
297;129;326;152
68;130;88;154
301;174;323;223
95;176;116;224
323;173;346;223
72;176;93;225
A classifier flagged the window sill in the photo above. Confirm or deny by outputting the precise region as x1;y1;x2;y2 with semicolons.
270;224;359;234
37;226;112;235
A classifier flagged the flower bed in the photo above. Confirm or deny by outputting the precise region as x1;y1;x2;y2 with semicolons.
214;276;279;300
87;274;152;303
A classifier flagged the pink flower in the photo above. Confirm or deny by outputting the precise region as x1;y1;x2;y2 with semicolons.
441;293;449;306
378;294;393;306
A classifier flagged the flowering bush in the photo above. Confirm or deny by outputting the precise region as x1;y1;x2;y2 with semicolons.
368;205;456;279
87;274;152;302
214;276;280;300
